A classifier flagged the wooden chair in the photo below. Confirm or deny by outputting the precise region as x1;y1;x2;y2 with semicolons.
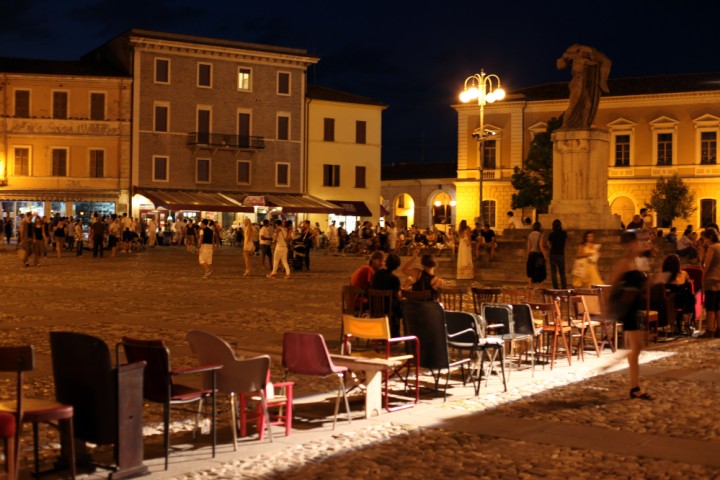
471;287;501;316
529;302;572;369
501;287;533;304
120;337;221;470
574;288;616;353
0;346;76;479
439;286;467;312
570;295;601;357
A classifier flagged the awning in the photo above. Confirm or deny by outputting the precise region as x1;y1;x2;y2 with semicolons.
330;200;373;217
223;193;343;214
134;188;253;212
0;190;120;202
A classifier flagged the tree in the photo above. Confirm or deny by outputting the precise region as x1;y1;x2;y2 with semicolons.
646;174;696;227
510;116;563;214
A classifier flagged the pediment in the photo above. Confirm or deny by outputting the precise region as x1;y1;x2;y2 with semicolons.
607;117;637;130
649;116;679;128
693;114;720;127
528;122;547;133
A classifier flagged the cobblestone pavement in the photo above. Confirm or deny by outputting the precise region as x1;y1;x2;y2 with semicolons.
1;245;719;479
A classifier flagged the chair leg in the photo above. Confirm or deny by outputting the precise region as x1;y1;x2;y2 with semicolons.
163;403;170;471
230;394;238;452
60;418;76;480
210;391;217;458
499;346;507;392
338;375;352;427
192;398;203;440
33;422;40;476
259;395;273;443
5;436;15;480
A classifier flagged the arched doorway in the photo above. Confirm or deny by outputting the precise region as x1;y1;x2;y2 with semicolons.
611;196;635;227
430;191;455;232
394;193;415;230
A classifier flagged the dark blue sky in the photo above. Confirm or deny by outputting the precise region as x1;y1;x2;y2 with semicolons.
1;0;718;164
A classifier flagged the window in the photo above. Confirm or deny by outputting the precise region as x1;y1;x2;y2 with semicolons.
356;121;366;144
701;199;717;228
277;114;290;141
196;158;210;183
198;63;212;88
53;92;68;119
14;90;30;118
657;133;673;165
153;156;168;182
615;134;630;166
355;166;366;188
154;103;169;132
276;163;290;187
238;67;251;91
277;72;290;95
482;200;496;228
238;112;251;148
237;161;251;184
323;118;335;142
90;93;105;120
89;149;104;178
51;148;68;176
701;131;717;165
155;58;170;84
197;108;211;144
14;147;29;176
397;194;405;209
482;140;497;169
323;164;340;187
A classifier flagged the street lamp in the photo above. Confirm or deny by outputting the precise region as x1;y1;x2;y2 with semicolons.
460;70;505;225
433;199;456;230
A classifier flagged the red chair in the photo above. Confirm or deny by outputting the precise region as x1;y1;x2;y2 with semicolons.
121;337;221;470
683;266;704;330
0;412;16;480
282;332;351;429
0;345;76;479
187;330;293;449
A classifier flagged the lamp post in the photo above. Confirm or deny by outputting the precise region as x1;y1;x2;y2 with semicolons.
459;70;505;225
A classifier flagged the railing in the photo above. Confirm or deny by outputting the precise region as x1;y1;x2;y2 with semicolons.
187;132;265;149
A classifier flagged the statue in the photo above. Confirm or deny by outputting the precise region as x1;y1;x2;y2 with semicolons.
556;45;611;129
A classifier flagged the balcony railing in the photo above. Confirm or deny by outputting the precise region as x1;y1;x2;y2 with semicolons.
187;132;265;150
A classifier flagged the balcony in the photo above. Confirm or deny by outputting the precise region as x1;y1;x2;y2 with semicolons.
187;132;265;150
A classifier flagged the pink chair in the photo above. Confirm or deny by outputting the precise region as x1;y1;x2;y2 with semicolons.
282;332;351;429
0;412;16;480
683;266;704;330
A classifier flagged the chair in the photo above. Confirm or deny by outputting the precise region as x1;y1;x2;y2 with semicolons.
683;266;703;331
187;330;293;450
641;284;662;344
471;287;501;316
574;288;616;353
400;300;476;401
282;332;351;429
120;337;221;470
340;315;419;411
439;286;467;312
482;304;537;375
0;345;76;479
341;285;366;317
444;310;506;394
0;412;15;480
49;332;148;480
501;287;533;304
529;302;572;369
401;289;432;301
570;295;601;357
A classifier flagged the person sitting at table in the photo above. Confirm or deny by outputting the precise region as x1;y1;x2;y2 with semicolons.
661;253;695;335
401;250;443;301
371;252;403;337
350;250;386;291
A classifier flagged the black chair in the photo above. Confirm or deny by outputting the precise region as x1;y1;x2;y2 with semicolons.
444;310;506;394
401;300;475;401
49;332;148;479
482;303;536;378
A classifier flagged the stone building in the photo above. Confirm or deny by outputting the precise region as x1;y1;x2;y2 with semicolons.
454;72;720;229
0;56;131;221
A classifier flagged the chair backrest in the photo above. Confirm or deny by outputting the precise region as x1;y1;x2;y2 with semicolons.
400;300;451;370
187;330;241;392
444;310;479;348
367;289;394;318
573;288;602;315
121;337;171;402
501;288;532;304
401;289;432;301
683;266;703;292
439;286;466;312
528;302;559;331
510;303;536;337
342;315;391;344
49;332;119;445
282;332;337;376
0;346;33;434
481;303;514;335
569;295;591;328
471;287;501;315
341;285;366;316
542;288;574;323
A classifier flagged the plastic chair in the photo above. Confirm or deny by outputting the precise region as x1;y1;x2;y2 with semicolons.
340;315;419;411
0;345;76;479
471;287;501;316
282;332;351;429
400;300;475;401
0;412;15;480
444;310;506;394
439;286;467;312
120;337;221;470
187;330;293;449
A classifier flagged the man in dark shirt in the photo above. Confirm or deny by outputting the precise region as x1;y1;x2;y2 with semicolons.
90;214;107;258
626;214;644;230
547;219;568;289
370;253;402;337
476;224;497;261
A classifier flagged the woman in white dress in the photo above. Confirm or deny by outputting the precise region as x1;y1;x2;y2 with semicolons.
242;218;255;276
456;219;474;280
267;219;291;279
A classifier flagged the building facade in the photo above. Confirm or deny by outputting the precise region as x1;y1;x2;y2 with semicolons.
0;57;131;221
306;86;385;232
453;73;720;230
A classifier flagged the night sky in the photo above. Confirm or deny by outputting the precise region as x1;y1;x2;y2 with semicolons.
2;0;719;164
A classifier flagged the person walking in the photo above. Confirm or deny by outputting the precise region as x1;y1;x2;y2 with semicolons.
90;214;107;258
258;219;274;271
52;217;67;258
456;219;474;280
299;220;316;271
526;222;547;286
198;219;215;278
547;219;568;289
4;218;13;246
147;216;158;247
701;228;720;338
74;220;84;256
572;231;603;287
242;218;256;276
609;231;654;400
267;220;291;279
30;216;47;266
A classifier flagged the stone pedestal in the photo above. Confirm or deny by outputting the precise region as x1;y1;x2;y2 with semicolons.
539;129;620;230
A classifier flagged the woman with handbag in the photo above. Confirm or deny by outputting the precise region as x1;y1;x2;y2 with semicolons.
572;231;603;287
